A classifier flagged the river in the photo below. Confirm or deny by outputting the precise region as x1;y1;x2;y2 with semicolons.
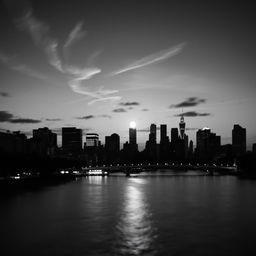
1;170;256;256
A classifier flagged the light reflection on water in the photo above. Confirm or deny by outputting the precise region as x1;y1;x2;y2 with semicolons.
114;178;157;255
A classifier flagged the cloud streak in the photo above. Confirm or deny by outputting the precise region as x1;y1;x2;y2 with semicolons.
0;92;9;97
113;108;126;113
113;42;186;75
170;97;206;108
119;101;140;106
0;110;41;123
0;51;47;80
175;111;211;117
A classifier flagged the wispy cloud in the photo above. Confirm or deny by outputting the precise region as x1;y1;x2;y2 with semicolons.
141;108;149;111
113;108;126;113
113;43;186;75
175;111;211;117
119;101;140;106
10;118;41;123
45;118;62;122
0;110;41;123
64;22;87;56
0;51;47;80
98;114;112;119
0;92;9;97
76;115;95;120
170;97;206;108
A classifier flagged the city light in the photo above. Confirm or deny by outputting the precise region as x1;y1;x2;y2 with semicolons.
129;121;136;129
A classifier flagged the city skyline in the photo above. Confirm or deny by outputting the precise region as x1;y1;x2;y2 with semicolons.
1;0;256;149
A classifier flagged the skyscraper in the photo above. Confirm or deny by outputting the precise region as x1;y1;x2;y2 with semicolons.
196;127;221;160
33;127;57;156
160;124;167;143
129;127;138;152
62;127;82;153
129;128;137;145
86;133;99;147
179;115;186;139
105;133;120;153
232;124;246;155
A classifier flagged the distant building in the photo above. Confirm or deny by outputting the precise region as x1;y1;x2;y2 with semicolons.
196;127;221;160
145;124;157;162
62;127;82;153
86;133;99;147
253;143;256;154
129;127;138;152
105;133;120;153
179;115;186;139
0;131;27;154
171;128;179;143
33;127;57;156
160;124;170;162
232;124;246;156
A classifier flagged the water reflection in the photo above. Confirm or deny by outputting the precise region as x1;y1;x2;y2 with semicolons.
114;178;157;255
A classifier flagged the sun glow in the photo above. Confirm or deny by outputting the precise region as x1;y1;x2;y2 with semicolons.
129;121;136;129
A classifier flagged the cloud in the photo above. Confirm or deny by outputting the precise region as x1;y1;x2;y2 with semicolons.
98;114;112;119
0;110;41;123
45;118;62;121
76;115;95;120
142;108;149;111
0;111;13;122
119;101;140;106
170;97;206;108
10;118;41;123
0;51;47;80
64;22;87;55
0;92;9;97
175;111;211;117
113;42;186;75
113;108;126;113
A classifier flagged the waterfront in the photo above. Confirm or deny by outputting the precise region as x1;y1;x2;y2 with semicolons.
1;171;256;256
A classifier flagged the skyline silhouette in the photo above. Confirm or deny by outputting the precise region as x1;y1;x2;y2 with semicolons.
1;0;256;150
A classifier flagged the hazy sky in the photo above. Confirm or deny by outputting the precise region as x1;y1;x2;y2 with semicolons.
0;0;255;149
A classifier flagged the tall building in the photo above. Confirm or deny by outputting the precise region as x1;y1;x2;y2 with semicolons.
145;123;157;161
105;133;120;153
129;128;137;145
150;123;157;142
160;124;167;143
232;124;246;155
171;128;179;143
128;127;138;153
86;133;99;147
196;127;221;160
160;124;170;162
179;115;186;139
33;127;57;156
62;127;82;153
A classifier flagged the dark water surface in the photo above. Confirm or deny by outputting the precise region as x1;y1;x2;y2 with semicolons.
1;171;256;256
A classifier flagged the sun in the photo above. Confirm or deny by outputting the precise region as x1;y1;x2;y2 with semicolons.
129;121;136;129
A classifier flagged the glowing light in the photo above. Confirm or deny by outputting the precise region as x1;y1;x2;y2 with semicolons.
129;121;136;129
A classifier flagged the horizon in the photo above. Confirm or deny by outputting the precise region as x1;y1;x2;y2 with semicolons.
1;0;255;150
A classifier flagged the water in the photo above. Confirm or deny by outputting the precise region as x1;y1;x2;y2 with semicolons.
1;171;256;256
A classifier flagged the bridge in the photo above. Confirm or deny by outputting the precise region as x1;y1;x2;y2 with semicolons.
79;163;237;176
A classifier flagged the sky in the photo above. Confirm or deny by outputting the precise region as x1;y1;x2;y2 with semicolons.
0;0;256;149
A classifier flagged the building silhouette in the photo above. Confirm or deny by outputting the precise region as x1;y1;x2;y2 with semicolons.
232;124;246;156
62;127;82;153
196;127;221;161
105;133;120;163
160;124;170;162
129;127;138;152
33;127;57;156
179;115;186;139
145;124;157;162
